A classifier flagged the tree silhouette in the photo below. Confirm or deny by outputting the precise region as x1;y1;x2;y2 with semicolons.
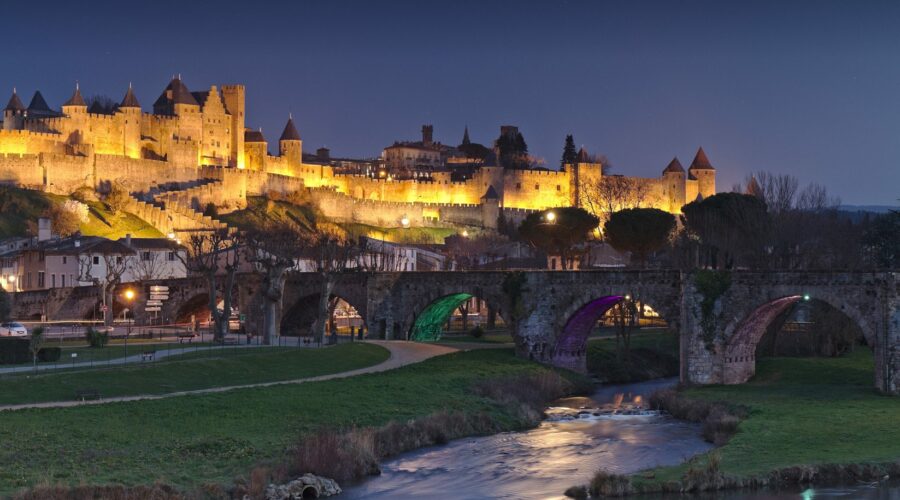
561;134;577;168
604;208;676;267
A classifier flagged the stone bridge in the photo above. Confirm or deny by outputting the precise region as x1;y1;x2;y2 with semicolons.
10;270;899;394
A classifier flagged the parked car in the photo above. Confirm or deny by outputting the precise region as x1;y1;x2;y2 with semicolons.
0;322;28;337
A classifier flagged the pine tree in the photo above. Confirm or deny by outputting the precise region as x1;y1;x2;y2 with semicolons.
561;134;577;168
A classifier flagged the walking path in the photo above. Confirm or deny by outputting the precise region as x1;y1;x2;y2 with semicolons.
0;341;458;412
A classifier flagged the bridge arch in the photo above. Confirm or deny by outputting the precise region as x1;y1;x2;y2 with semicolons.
280;292;369;338
721;294;878;385
407;289;509;342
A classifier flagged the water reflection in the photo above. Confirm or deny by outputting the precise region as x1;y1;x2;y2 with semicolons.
342;378;712;499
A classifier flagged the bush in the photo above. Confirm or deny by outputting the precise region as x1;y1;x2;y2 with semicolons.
589;470;632;497
45;203;81;237
37;347;61;362
70;186;99;203
203;202;218;218
469;326;484;338
105;182;130;213
84;327;109;348
0;337;30;364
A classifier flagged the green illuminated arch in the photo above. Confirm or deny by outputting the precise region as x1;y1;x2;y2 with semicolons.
410;293;473;341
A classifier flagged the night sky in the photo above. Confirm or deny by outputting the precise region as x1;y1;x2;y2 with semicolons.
5;0;899;205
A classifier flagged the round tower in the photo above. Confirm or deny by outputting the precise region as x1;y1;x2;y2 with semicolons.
118;84;142;159
688;147;717;200
661;157;686;212
278;115;302;167
3;89;25;130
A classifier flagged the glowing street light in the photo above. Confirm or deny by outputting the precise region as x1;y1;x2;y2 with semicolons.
400;216;410;228
803;294;811;301
545;211;556;222
461;230;469;238
167;232;176;240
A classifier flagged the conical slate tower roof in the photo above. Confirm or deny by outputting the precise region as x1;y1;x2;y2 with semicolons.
27;91;51;112
245;128;266;143
689;147;714;170
663;157;685;173
481;185;500;200
63;84;86;106
120;84;140;108
279;116;301;141
153;77;199;108
5;90;25;111
576;147;590;163
462;126;471;146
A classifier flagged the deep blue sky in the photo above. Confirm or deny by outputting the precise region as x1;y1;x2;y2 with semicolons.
4;0;899;205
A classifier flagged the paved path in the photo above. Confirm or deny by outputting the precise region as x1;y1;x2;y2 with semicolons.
0;341;458;412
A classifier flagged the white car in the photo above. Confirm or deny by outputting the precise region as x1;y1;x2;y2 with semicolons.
0;322;27;337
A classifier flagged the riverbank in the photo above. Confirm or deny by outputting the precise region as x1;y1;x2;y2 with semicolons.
573;347;900;497
5;348;589;497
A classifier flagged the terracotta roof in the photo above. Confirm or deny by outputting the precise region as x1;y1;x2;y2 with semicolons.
663;157;685;174
279;117;301;141
689;147;714;170
120;85;140;108
63;85;86;106
244;129;266;143
5;90;25;111
481;185;500;200
27;91;52;112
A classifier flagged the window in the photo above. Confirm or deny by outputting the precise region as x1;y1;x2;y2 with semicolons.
168;252;176;261
61;274;66;287
93;256;100;265
51;274;56;288
141;251;152;261
516;183;521;190
116;256;123;264
62;256;67;264
557;185;561;191
38;271;45;288
535;184;540;190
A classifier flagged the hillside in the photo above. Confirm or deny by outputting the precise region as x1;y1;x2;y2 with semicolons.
0;185;162;239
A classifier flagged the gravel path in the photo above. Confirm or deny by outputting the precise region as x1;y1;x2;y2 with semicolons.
0;341;458;412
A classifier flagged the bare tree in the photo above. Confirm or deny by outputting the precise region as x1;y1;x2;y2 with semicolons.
357;238;408;272
244;221;307;344
79;249;132;326
579;174;649;225
131;251;168;282
303;223;360;345
177;229;241;341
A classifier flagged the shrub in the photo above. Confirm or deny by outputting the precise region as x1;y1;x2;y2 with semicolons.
0;337;29;364
649;389;746;445
84;327;109;348
45;203;81;237
105;182;130;213
203;202;219;218
37;347;61;362
589;470;632;497
70;186;99;203
469;325;484;338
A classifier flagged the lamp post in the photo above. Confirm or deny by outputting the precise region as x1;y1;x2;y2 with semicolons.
123;288;135;361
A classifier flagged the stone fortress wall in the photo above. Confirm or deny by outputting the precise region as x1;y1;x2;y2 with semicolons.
0;76;718;232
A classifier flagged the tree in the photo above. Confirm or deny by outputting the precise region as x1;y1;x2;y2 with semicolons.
131;250;168;282
604;208;676;267
178;229;242;341
0;288;10;323
245;220;307;344
105;181;130;214
681;192;770;269
85;95;118;114
561;134;577;168
864;209;900;268
301;223;360;344
29;326;44;371
495;128;530;169
46;203;81;237
579;174;649;225
79;246;133;326
518;207;599;270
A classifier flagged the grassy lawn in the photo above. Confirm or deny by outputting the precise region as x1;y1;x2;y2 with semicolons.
642;348;900;484
0;185;160;239
0;343;389;406
0;348;583;494
341;222;458;244
587;328;679;382
439;330;515;343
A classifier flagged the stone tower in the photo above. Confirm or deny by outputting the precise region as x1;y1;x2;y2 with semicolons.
3;89;25;130
688;147;717;199
244;128;267;171
279;115;302;167
118;84;142;159
221;85;246;168
422;124;434;146
662;157;687;212
572;147;602;212
61;83;88;144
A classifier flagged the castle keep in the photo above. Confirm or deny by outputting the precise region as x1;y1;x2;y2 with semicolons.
0;77;716;230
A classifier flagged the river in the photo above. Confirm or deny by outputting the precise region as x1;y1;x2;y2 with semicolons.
342;377;900;499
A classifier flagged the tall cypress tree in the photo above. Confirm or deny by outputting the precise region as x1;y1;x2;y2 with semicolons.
561;134;577;168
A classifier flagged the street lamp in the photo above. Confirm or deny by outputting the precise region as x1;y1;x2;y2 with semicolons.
123;289;135;360
401;216;410;228
545;211;556;223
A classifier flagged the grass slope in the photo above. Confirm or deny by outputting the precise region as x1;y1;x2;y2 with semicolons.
0;343;389;405
341;222;457;244
0;186;160;239
219;196;318;232
0;348;583;494
644;348;900;483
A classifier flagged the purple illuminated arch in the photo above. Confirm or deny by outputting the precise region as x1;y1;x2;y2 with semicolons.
552;295;623;364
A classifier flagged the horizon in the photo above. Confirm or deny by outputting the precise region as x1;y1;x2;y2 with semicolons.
4;0;899;205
